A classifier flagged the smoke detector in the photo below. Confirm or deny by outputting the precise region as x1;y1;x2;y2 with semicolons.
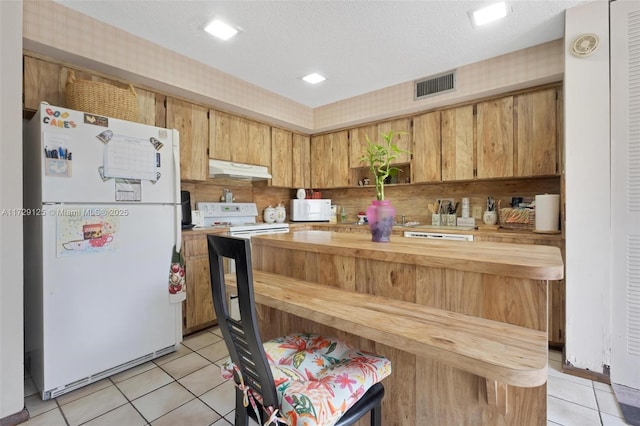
571;33;600;57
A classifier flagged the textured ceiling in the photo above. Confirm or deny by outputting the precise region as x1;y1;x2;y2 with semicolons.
53;0;587;108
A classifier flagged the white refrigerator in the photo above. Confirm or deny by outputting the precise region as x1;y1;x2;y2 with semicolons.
23;103;184;400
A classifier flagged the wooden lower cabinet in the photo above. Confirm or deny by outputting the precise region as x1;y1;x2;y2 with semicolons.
182;233;217;335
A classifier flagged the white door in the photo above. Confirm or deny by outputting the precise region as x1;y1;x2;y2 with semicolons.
611;0;640;389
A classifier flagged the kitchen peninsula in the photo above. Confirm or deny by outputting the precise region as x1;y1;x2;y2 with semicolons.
249;230;563;425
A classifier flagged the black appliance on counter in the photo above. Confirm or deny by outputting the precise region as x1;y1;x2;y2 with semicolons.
181;190;194;229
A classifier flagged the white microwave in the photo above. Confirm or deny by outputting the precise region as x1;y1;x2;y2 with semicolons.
290;199;332;222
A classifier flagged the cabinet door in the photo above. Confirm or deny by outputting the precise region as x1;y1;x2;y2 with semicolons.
310;135;328;188
349;124;378;168
230;115;250;163
135;87;157;126
413;111;441;183
292;133;311;188
23;56;66;110
516;88;557;176
184;256;216;332
329;131;350;187
310;131;349;188
209;110;232;161
477;96;514;178
441;105;474;181
247;120;271;167
167;98;208;181
271;128;293;187
378;118;412;164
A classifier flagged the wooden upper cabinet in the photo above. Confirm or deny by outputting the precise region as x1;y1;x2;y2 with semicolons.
292;133;311;188
247;121;271;167
349;124;378;168
24;56;156;125
441;105;474;181
209;110;232;161
310;135;327;188
24;56;66;110
477;96;514;179
515;88;558;176
310;131;349;188
413;111;441;183
209;110;270;166
135;87;157;126
230;115;250;162
378;118;412;164
271;128;293;187
166;98;208;181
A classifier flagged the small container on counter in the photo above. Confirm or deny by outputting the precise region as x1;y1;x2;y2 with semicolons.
263;205;276;224
275;203;286;223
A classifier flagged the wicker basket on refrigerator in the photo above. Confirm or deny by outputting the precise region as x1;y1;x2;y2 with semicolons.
65;70;139;122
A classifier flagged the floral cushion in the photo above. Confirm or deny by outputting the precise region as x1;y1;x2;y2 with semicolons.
223;333;391;426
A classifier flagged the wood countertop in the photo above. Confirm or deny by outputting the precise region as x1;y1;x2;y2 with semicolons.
226;270;548;388
252;230;564;281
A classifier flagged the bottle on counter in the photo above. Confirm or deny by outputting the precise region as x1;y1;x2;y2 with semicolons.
340;207;347;223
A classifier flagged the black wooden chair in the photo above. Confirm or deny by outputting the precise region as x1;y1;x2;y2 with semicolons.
207;235;390;426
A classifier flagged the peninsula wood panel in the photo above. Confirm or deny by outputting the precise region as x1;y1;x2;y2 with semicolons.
166;98;208;181
441;105;475;181
250;232;556;425
476;234;565;345
516;88;557;176
477;96;514;179
291;133;311;188
412;111;441;183
271;128;293;187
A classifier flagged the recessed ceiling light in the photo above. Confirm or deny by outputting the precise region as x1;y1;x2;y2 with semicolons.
470;2;510;27
302;73;326;84
204;19;238;41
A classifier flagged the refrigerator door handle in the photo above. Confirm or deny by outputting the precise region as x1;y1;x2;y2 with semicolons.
172;130;182;252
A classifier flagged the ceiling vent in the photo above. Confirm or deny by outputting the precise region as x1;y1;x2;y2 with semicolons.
414;70;456;100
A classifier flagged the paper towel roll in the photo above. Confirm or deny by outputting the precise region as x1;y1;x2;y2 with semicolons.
535;194;560;231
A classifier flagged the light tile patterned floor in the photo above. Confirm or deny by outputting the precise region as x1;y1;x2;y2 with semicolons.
22;326;629;426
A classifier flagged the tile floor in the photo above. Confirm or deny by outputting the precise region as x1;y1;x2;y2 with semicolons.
22;326;630;426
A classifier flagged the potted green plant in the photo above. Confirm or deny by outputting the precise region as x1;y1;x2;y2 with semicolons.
359;130;410;242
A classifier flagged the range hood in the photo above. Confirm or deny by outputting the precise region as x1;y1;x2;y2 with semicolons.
208;159;272;180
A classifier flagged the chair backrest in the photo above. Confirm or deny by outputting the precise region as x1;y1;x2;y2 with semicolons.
207;235;280;419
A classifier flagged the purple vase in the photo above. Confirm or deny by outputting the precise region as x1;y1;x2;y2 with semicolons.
366;200;396;242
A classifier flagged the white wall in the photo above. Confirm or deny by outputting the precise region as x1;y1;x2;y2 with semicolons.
564;0;611;373
0;0;24;420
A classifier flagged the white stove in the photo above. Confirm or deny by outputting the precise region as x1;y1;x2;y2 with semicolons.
196;202;289;238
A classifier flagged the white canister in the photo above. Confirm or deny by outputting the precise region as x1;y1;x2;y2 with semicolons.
275;203;286;223
296;188;306;200
263;205;276;224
